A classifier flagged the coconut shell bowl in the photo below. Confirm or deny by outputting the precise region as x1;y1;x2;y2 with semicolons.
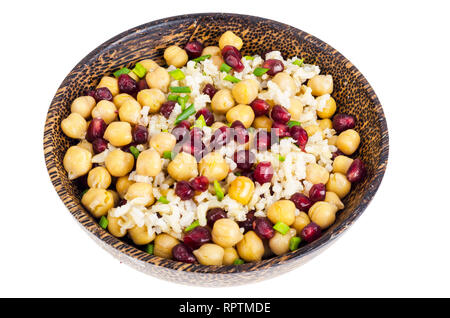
44;13;389;286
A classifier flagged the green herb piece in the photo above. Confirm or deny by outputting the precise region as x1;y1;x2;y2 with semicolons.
162;129;168;132
253;67;269;77
214;180;224;201
163;151;174;160
113;67;131;78
146;243;154;255
292;58;304;67
177;95;190;110
158;196;170;204
289;237;301;251
278;155;285;162
169;69;185;80
129;146;140;159
170;86;191;94
233;259;245;265
287;120;302;128
185;220;200;232
168;94;179;102
244;56;254;60
273;222;290;235
234;172;241;176
132;62;147;78
174;104;195;125
220;63;232;73
99;216;108;229
224;75;241;83
247;127;255;133
193;54;211;62
192;114;206;129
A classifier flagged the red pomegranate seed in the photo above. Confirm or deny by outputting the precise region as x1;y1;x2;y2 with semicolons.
185;40;204;59
209;126;230;150
175;181;194;200
222;45;244;72
230;120;245;129
233;150;256;170
254;130;271;151
253;162;274;184
347;158;367;183
206;208;227;228
202;84;217;99
271;105;291;124
250;99;270;116
86;118;107;142
309;183;326;203
183;226;211;249
137;79;148;91
195;108;215;126
190;176;209;192
240;169;254;181
272;122;290;138
132;125;148;144
230;121;249;144
290;193;313;212
86;90;96;98
238;211;255;233
333;113;356;133
253;217;275;239
92;138;108;154
262;59;284;76
93;87;113;102
160;101;176;119
118;74;138;95
118;199;127;206
332;149;344;160
172;243;197;263
172;126;190;143
290;125;308;149
222;45;241;58
300;222;322;243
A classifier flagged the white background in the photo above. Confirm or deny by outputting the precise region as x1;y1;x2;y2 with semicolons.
1;0;449;297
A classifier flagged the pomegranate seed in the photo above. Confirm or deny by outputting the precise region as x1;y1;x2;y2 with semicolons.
183;226;211;249
185;40;204;59
132;125;148;144
175;181;194;200
190;127;204;140
230;121;249;144
181;140;206;161
190;176;209;192
250;99;270;116
309;183;326;203
272;122;290;138
86;118;107;142
253;217;275;239
290;193;313;212
137;79;148;91
253;162;274;184
332;149;344;160
93;87;113;102
271;105;291;124
172;126;190;143
206;208;227;228
300;222;322;243
222;45;241;58
176;120;191;131
118;74;138;95
118;199;127;206
238;211;255;233
172;243;197;263
290;125;308;149
92;138;108;154
196;108;215;126
222;45;244;72
230;120;245;129
86;90;96;98
209;126;230;150
333;113;356;133
262;59;284;76
254;130;272;151
202;84;217;99
160;101;176;119
233;150;255;170
240;170;254;181
347;158;367;183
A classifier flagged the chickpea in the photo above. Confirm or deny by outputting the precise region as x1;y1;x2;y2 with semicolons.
112;93;133;109
308;201;336;229
211;89;235;114
124;182;154;206
201;46;221;57
211;55;224;69
253;115;272;131
108;190;119;206
212;219;244;248
139;59;159;72
228;176;255;205
304;124;322;137
307;74;333;96
325;191;344;211
306;163;330;184
328;135;338;146
293;212;311;235
97;76;119;96
167;152;198;181
136;149;162;177
87;166;111;189
211;121;226;132
199;152;229;182
231;79;259;105
91;100;117;124
318;119;333;131
226;105;255;128
61;113;87;139
104;121;132;147
118;98;141;125
218;31;243;50
154;233;179;259
272;73;297;96
269;228;297;256
267;200;296;226
81;188;114;218
326;173;351;199
105;149;134;177
236;231;264;262
149;132;176;155
223;247;239;265
107;213;126;238
164;45;188;68
317;96;337;118
336;129;360;155
71;96;96;118
333;155;354;174
77;139;93;154
128;225;155;245
137;88;166;113
289;97;303;121
145;67;170;93
63;146;92;180
193;243;224;265
116;175;135;198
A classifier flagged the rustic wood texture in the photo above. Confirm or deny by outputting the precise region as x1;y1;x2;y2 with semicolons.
43;13;389;286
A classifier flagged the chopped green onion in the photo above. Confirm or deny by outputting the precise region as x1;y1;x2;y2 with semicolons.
244;56;254;60
193;54;211;62
253;67;269;77
178;95;190;110
169;69;185;80
225;122;232;127
224;75;241;83
234;172;241;176
146;243;154;255
174;104;195;125
214;180;224;201
292;58;304;67
278;155;285;162
170;86;191;94
129;146;140;159
233;258;245;265
168;94;179;102
289;237;301;251
185;220;200;232
247;127;255;133
163;151;174;160
192;115;206;129
132;62;147;78
287;120;302;128
99;216;108;229
273;222;290;235
162;129;168;132
158;196;170;204
220;63;232;73
113;67;131;78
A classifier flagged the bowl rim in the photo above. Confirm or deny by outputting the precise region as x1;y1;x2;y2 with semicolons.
44;12;389;275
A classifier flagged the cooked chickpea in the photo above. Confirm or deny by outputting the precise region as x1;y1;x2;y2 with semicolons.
211;121;226;132
307;74;333;96
336;129;360;155
306;163;330;184
193;243;224;265
128;225;155;245
154;233;179;259
164;45;188;68
118;98;141;124
272;73;297;96
61;113;87;139
325;191;344;211
116;175;135;198
87;166;112;189
267;200;296;226
137;88;166;113
97;76;119;96
293;212;311;235
269;228;297;256
81;188;114;218
318;119;333;131
212;219;244;248
91;100;117;124
317;96;337;118
113;93;133;109
149;132;176;155
77;139;93;154
289;97;303;121
199;152;229;182
328;135;338;146
108;190;119;206
104;121;132;147
226;104;255;128
253;115;272;131
228;176;255;205
223;247;239;265
304;124;322;137
139;59;159;72
136;149;162;177
201;46;221;57
211;89;235;114
218;31;243;50
333;155;354;174
236;231;264;262
124;182;154;207
231;79;259;105
326;172;351;199
105;149;134;177
167;152;198;181
308;201;336;229
63;145;92;180
71;96;96;118
107;213;126;238
211;55;224;69
145;67;170;93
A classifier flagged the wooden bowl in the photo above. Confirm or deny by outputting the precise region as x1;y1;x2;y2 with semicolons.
44;13;388;286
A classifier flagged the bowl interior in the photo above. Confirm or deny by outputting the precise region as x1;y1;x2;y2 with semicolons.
44;13;388;276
